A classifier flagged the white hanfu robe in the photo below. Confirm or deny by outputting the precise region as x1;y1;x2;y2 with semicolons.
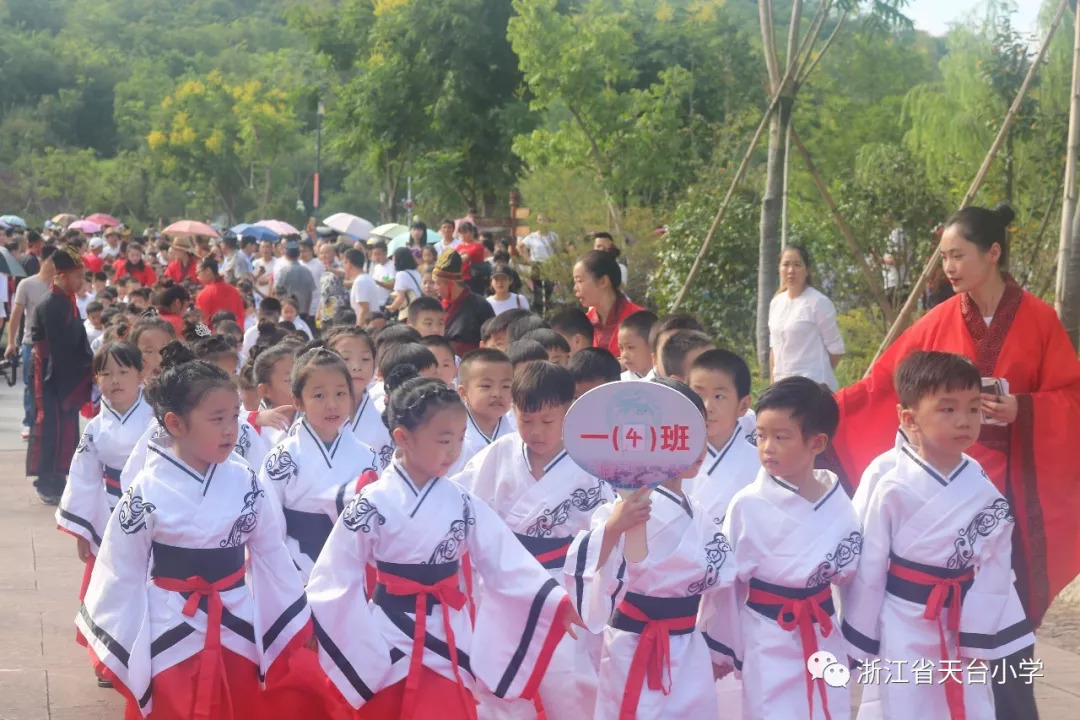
259;418;378;582
120;414;269;489
721;469;861;720
447;410;518;479
347;392;395;469
306;462;572;712
842;447;1035;720
684;423;761;525
566;485;738;720
58;392;155;552
455;434;614;720
77;447;310;717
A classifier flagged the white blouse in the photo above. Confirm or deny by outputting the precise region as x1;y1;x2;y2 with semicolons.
768;286;845;390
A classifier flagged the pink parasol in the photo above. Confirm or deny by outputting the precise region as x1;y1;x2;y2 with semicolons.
85;212;121;227
254;219;301;236
69;219;102;234
162;220;220;239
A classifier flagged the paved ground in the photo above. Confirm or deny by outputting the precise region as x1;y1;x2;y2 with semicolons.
0;379;1079;719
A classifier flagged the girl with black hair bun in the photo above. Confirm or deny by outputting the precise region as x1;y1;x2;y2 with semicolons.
326;326;395;469
57;341;155;665
78;351;312;720
251;346;380;718
306;363;585;719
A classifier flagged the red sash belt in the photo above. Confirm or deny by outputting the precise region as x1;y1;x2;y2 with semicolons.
615;600;697;720
377;570;475;720
888;562;976;720
746;583;834;720
152;567;246;720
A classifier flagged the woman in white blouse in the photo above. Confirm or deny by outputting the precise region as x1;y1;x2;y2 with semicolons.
768;245;845;390
386;247;424;321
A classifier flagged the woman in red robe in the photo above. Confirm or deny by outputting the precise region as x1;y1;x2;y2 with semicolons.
831;204;1080;717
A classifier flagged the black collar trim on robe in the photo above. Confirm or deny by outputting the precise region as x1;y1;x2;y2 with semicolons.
520;442;568;477
148;444;217;495
706;424;742;476
654;485;693;517
901;445;969;488
813;476;842;510
302;419;343;468
102;392;144;425
771;474;799;494
467;410;502;445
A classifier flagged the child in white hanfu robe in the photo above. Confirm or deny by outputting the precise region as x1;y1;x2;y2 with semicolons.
719;377;861;720
259;349;379;582
307;371;579;719
842;352;1035;720
327;326;397;469
566;378;739;720
454;360;614;720
58;343;153;572
78;359;310;719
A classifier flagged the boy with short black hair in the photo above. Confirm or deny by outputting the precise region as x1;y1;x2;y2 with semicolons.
241;296;281;353
481;307;530;351
446;348;516;476
567;347;621;400
660;329;713;381
617;309;657;381
507;312;549;344
649;313;703;378
549;307;594;356
507;339;548;372
419;334;457;386
715;376;860;720
523;327;571;367
455;359;613;720
128;287;151;311
406;295;446;337
842;351;1034;720
685;349;759;523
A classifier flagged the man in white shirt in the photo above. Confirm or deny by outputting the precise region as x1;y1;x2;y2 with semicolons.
221;234;253;283
432;218;460;256
345;248;380;325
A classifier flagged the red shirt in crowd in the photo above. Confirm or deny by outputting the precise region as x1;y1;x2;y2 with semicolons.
81;253;104;274
587;293;644;357
113;259;157;287
195;280;246;328
159;312;186;337
457;242;486;281
165;259;198;284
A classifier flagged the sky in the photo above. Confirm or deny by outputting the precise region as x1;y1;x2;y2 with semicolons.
906;0;1044;36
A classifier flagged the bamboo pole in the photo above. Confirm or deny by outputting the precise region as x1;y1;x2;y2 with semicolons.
868;0;1070;369
1056;1;1080;319
671;4;832;311
790;127;896;323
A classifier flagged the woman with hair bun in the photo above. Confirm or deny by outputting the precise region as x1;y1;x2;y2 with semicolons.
573;250;643;358
831;204;1080;718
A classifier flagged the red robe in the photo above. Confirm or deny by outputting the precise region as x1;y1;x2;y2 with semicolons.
830;277;1080;627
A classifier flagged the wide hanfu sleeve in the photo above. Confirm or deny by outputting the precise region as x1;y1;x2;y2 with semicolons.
1008;300;1080;625
466;491;571;703
76;481;156;716
243;467;311;677
57;418;109;550
306;490;394;709
564;501;626;633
